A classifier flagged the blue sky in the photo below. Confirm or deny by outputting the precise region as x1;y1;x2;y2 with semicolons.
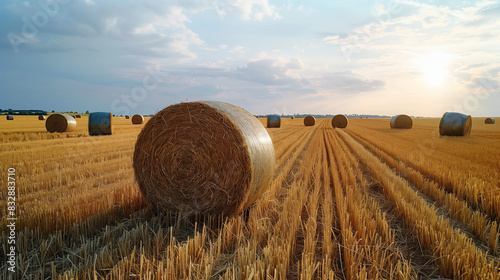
1;0;499;116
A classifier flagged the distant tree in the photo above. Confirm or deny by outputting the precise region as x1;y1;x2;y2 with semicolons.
85;110;90;114
51;110;55;113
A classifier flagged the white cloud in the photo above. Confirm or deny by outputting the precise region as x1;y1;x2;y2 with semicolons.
235;57;308;86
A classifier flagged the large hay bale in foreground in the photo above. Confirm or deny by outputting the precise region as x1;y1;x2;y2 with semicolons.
267;115;281;128
133;101;275;216
304;115;316;126
439;112;471;136
132;114;144;124
390;114;413;129
331;114;348;128
485;118;495;124
38;115;46;120
88;112;113;136
6;115;14;120
45;114;77;133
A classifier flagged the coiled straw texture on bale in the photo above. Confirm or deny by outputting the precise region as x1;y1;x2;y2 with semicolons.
88;112;113;136
390;114;413;129
485;117;495;124
6;115;14;120
267;115;281;128
439;112;472;136
38;115;46;120
45;114;77;133
133;101;275;217
132;114;144;124
331;114;348;128
304;115;316;126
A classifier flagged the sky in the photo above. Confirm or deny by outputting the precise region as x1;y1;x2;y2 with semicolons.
1;0;499;117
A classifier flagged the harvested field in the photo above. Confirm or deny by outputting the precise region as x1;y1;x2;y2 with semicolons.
1;116;499;279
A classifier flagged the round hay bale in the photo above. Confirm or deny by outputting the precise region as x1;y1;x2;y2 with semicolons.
390;114;413;129
267;115;281;128
45;114;77;133
291;116;295;119
304;115;316;126
439;112;471;136
132;114;144;124
38;115;46;120
133;101;275;216
331;114;348;128
6;115;14;120
88;112;112;136
75;115;81;118
485;117;495;124
125;115;130;119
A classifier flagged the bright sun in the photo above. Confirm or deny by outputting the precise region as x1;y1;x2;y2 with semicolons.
414;52;453;87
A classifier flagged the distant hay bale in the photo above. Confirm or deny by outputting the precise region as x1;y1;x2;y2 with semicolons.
439;112;472;136
291;116;295;119
485;117;495;124
132;114;144;124
390;114;413;129
125;115;130;119
45;114;77;133
304;115;316;126
133;101;275;216
75;115;81;118
38;115;46;120
6;115;14;120
331;114;348;128
267;115;281;128
88;112;113;136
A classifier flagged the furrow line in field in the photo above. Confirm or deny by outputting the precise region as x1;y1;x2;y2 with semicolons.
346;129;499;255
346;129;500;225
335;130;452;279
326;128;418;279
337;129;500;279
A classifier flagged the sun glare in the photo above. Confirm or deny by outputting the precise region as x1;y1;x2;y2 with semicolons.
414;52;453;87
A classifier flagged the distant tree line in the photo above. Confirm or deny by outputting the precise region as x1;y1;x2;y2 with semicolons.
0;109;47;115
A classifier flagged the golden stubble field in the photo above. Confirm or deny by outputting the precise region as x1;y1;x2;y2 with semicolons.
1;115;499;279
